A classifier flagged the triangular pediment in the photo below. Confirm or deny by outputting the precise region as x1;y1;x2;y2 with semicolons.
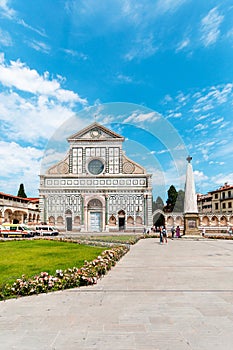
67;122;124;142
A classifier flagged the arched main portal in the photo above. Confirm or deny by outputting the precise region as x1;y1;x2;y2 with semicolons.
88;199;103;232
153;210;165;228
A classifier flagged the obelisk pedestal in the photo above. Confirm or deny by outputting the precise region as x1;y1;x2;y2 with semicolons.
183;156;200;236
184;213;199;236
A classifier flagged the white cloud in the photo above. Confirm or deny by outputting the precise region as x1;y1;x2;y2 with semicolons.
163;94;173;103
40;149;68;173
209;160;225;165
203;85;232;104
193;170;208;182
176;38;190;52
157;149;169;155
167;112;182;119
156;0;189;14
0;141;43;196
124;111;161;123
0;28;12;46
0;141;42;176
213;139;233;158
62;49;88;60
194;123;208;131
176;92;189;104
202;104;213;111
0;0;46;37
205;141;215;147
17;19;47;37
200;7;224;47
201;148;209;161
0;0;16;18
211;117;224;125
27;40;50;54
116;74;133;83
0;55;88;143
211;173;233;186
226;27;233;42
192;84;233;112
0;54;87;104
124;34;157;61
195;114;210;121
0;90;78;142
174;144;186;151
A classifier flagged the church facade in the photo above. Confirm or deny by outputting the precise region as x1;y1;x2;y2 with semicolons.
39;122;153;232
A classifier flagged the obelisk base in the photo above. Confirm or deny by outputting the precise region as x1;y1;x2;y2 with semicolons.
184;213;200;236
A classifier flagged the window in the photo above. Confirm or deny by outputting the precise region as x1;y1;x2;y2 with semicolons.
222;192;225;199
215;203;219;210
228;191;231;198
228;202;232;209
108;147;120;174
222;203;226;209
215;193;218;199
88;159;104;175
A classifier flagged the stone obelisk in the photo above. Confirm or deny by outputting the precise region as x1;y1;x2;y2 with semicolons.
183;156;200;235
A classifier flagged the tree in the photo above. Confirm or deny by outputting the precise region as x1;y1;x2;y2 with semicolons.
152;196;164;211
173;189;185;212
164;185;178;212
17;183;27;198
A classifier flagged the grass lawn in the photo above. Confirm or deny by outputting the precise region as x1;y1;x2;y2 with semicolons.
0;240;105;286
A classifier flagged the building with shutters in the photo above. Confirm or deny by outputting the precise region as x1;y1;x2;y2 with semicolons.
39;122;153;232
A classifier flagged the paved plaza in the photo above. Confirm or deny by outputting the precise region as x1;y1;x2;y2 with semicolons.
1;237;233;349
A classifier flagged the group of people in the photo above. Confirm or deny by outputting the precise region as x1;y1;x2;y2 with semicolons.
158;225;181;244
147;225;233;239
171;225;181;238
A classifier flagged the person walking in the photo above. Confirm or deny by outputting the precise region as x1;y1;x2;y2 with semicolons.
162;226;168;244
171;226;175;239
175;225;181;238
159;226;163;244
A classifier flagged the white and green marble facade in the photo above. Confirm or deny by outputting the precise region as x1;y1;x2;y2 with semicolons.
39;122;152;232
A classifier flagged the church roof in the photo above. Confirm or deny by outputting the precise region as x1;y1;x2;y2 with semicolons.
67;122;124;142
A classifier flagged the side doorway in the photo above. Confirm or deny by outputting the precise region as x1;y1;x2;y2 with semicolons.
65;209;72;231
118;210;125;231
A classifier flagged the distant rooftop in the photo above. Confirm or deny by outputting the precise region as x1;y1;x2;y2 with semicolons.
210;182;233;193
0;192;39;202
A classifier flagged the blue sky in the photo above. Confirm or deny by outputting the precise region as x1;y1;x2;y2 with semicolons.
0;0;233;201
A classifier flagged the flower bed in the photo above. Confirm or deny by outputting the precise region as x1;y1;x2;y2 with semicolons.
0;245;129;301
45;235;142;246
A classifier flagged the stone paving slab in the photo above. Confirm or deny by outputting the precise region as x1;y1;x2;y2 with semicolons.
1;238;233;349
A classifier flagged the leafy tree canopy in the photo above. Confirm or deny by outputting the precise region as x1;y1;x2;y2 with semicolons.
165;185;177;211
164;185;185;212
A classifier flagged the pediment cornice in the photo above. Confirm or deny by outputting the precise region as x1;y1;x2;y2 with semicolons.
67;122;124;143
